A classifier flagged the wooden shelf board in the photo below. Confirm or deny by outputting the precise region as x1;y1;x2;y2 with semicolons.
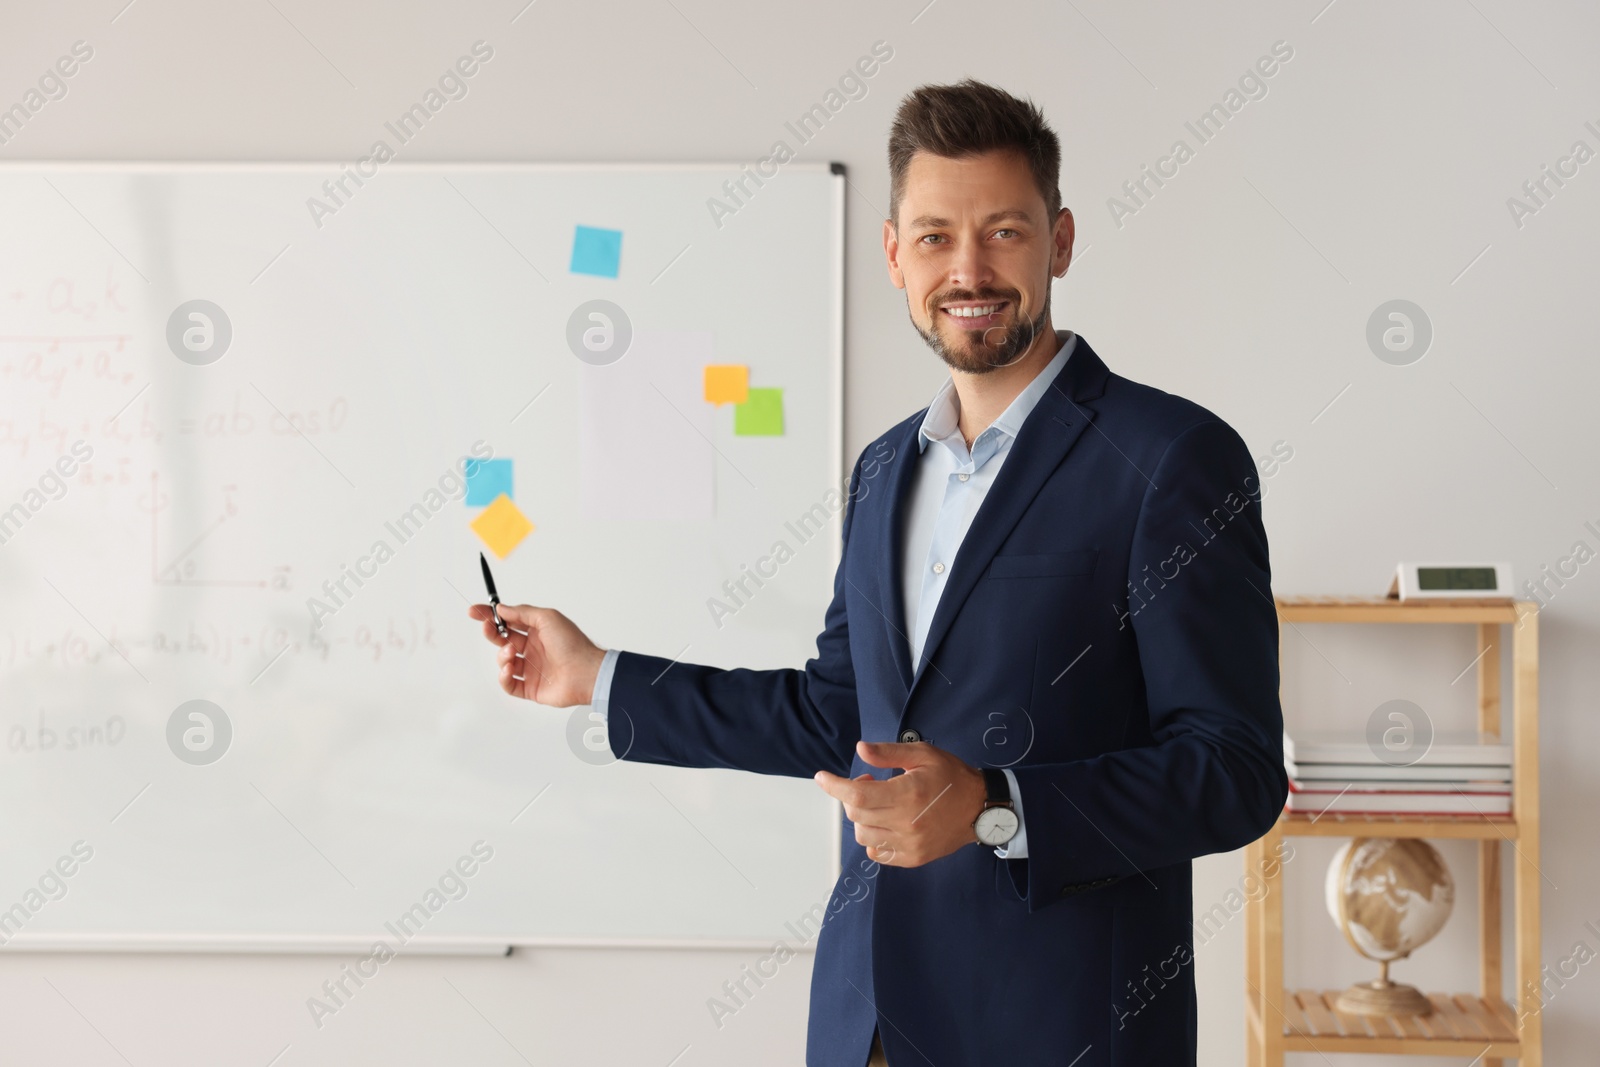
1279;989;1521;1056
1274;595;1521;624
1279;810;1518;839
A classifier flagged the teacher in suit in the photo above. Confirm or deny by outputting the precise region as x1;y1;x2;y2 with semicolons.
472;78;1287;1067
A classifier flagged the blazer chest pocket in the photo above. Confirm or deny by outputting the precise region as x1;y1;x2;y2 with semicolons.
986;549;1098;580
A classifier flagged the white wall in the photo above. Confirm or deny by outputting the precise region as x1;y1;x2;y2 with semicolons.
4;0;1598;1063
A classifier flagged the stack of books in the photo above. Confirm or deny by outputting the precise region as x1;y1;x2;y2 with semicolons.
1284;731;1513;817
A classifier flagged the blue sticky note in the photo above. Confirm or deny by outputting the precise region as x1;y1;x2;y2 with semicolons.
570;225;623;278
464;458;513;505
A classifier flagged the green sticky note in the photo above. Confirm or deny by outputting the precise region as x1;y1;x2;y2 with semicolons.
734;387;784;436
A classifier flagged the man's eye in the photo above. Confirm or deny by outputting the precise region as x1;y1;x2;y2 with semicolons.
993;229;1018;239
919;234;944;245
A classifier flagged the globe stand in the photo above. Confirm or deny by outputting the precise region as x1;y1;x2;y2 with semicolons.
1336;959;1434;1016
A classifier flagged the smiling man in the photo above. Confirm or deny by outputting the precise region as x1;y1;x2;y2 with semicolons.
472;79;1287;1066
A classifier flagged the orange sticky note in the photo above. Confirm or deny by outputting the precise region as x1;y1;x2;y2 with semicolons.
703;365;749;406
471;494;534;559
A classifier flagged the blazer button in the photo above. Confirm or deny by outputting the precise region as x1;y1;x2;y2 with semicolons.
898;729;921;743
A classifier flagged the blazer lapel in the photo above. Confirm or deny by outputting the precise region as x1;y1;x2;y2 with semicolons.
905;337;1113;702
873;416;923;695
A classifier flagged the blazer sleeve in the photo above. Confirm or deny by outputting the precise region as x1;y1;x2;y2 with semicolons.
1006;418;1288;910
602;452;868;780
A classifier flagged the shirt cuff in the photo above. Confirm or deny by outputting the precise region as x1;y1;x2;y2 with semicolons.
590;648;620;722
993;767;1028;859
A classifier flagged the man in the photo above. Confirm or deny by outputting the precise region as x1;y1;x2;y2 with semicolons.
472;79;1286;1066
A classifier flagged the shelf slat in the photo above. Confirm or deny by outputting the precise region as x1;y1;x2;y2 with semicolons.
1274;595;1521;624
1383;1008;1429;1040
1281;989;1521;1056
1328;994;1378;1039
1279;810;1518;839
1292;988;1341;1035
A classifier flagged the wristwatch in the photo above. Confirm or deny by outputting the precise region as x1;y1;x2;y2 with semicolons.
972;767;1019;847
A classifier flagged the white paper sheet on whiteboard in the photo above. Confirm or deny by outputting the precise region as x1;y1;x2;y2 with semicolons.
579;330;715;521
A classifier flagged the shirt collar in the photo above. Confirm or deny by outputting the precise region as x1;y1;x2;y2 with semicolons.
917;330;1077;455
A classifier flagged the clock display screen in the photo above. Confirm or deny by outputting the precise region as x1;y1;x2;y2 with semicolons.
1417;566;1498;591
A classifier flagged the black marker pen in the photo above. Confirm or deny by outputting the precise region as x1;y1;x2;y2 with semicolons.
479;552;509;638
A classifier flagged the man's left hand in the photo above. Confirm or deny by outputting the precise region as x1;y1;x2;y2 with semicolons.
813;740;987;868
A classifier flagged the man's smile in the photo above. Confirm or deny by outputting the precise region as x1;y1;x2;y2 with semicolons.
939;299;1010;331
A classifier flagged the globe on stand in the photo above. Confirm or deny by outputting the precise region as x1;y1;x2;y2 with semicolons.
1325;837;1455;1016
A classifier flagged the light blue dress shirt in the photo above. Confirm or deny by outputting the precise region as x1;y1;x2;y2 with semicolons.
590;331;1078;862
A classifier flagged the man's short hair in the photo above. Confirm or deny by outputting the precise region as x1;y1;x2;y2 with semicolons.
887;78;1062;227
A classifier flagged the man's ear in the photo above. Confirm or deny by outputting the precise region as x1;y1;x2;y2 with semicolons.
883;217;906;290
1052;207;1075;278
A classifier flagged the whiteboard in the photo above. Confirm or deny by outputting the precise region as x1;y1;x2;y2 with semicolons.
0;162;844;947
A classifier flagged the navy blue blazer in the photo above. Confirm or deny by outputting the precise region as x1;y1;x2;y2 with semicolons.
607;335;1287;1066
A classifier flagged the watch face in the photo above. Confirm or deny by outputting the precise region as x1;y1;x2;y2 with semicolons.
974;806;1019;847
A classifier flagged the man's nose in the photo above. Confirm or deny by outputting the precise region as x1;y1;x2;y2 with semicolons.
945;237;995;294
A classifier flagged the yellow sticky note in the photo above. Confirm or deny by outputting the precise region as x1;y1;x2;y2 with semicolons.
471;494;534;559
703;364;749;406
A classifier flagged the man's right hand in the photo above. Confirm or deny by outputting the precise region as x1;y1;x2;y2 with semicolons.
468;603;606;708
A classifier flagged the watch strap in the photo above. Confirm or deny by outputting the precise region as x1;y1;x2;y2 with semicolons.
981;767;1012;807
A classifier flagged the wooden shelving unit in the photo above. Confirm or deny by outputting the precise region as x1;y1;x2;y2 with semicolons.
1245;596;1541;1066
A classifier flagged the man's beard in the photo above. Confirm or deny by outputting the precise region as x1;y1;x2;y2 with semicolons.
912;285;1051;375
